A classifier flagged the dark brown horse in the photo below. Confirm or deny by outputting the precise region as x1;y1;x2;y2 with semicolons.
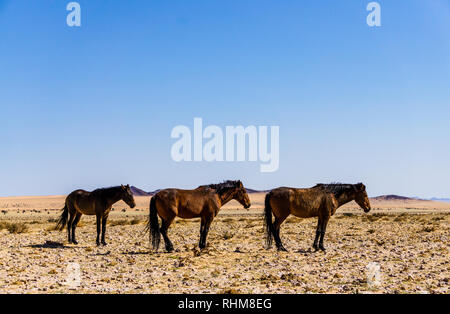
264;183;371;252
56;185;136;245
147;180;251;252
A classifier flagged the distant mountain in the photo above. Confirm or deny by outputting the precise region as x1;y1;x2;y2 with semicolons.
371;195;424;201
371;195;450;203
130;186;266;196
246;188;268;194
130;186;152;196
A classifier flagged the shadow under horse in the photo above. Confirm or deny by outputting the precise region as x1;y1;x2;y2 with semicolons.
147;180;251;252
264;183;371;252
56;185;136;245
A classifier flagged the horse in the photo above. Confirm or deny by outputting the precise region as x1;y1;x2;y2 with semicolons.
56;185;136;246
147;180;251;252
264;183;371;252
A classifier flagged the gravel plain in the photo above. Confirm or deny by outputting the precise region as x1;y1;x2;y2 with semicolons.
0;205;448;294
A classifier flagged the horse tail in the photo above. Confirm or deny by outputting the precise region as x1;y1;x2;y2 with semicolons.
264;192;275;249
56;204;69;231
147;196;161;251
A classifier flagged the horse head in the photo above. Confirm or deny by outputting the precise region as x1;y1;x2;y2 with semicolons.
121;184;136;209
353;183;371;213
233;180;251;210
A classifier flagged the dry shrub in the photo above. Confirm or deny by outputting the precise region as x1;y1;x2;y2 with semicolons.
222;231;234;240
220;288;240;294
130;218;141;225
109;218;142;226
421;226;435;233
259;274;278;283
46;224;60;231
394;214;408;222
109;219;128;226
6;222;29;234
0;221;9;230
366;214;384;222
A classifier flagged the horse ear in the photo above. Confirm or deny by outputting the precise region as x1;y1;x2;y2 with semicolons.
355;183;365;192
238;181;243;188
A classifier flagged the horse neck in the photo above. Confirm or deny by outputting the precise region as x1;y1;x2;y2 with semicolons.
104;188;123;207
336;191;356;208
217;189;236;207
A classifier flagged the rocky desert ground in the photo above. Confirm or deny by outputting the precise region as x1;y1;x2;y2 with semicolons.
0;194;448;294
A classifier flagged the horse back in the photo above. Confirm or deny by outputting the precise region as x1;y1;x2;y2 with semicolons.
269;187;329;218
154;188;218;218
66;189;97;215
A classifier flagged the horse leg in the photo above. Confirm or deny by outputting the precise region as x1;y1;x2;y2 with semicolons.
199;215;213;250
71;213;82;245
96;215;101;246
274;215;288;251
67;211;75;243
319;216;330;252
313;217;322;251
198;219;206;249
101;215;109;245
160;216;175;252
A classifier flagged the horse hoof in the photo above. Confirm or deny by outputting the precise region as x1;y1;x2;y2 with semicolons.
319;246;326;252
166;248;174;253
96;242;101;246
277;246;288;252
72;240;78;245
102;242;107;246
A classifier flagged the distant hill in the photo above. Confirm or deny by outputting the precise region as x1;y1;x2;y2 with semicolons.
246;188;268;194
130;186;152;196
131;186;266;196
371;195;425;201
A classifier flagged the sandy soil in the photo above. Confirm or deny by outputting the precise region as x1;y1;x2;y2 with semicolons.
0;194;448;294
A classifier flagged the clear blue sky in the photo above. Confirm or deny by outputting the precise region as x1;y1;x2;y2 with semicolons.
1;0;449;197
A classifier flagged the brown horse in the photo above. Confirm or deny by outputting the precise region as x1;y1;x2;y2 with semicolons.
56;185;136;245
147;180;251;252
264;183;371;252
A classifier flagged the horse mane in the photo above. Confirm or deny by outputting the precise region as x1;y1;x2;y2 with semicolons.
201;180;242;194
314;183;357;197
91;186;123;197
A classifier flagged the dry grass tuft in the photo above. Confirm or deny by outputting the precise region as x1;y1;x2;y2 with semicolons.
421;226;436;233
220;288;241;294
222;231;234;240
1;222;30;234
